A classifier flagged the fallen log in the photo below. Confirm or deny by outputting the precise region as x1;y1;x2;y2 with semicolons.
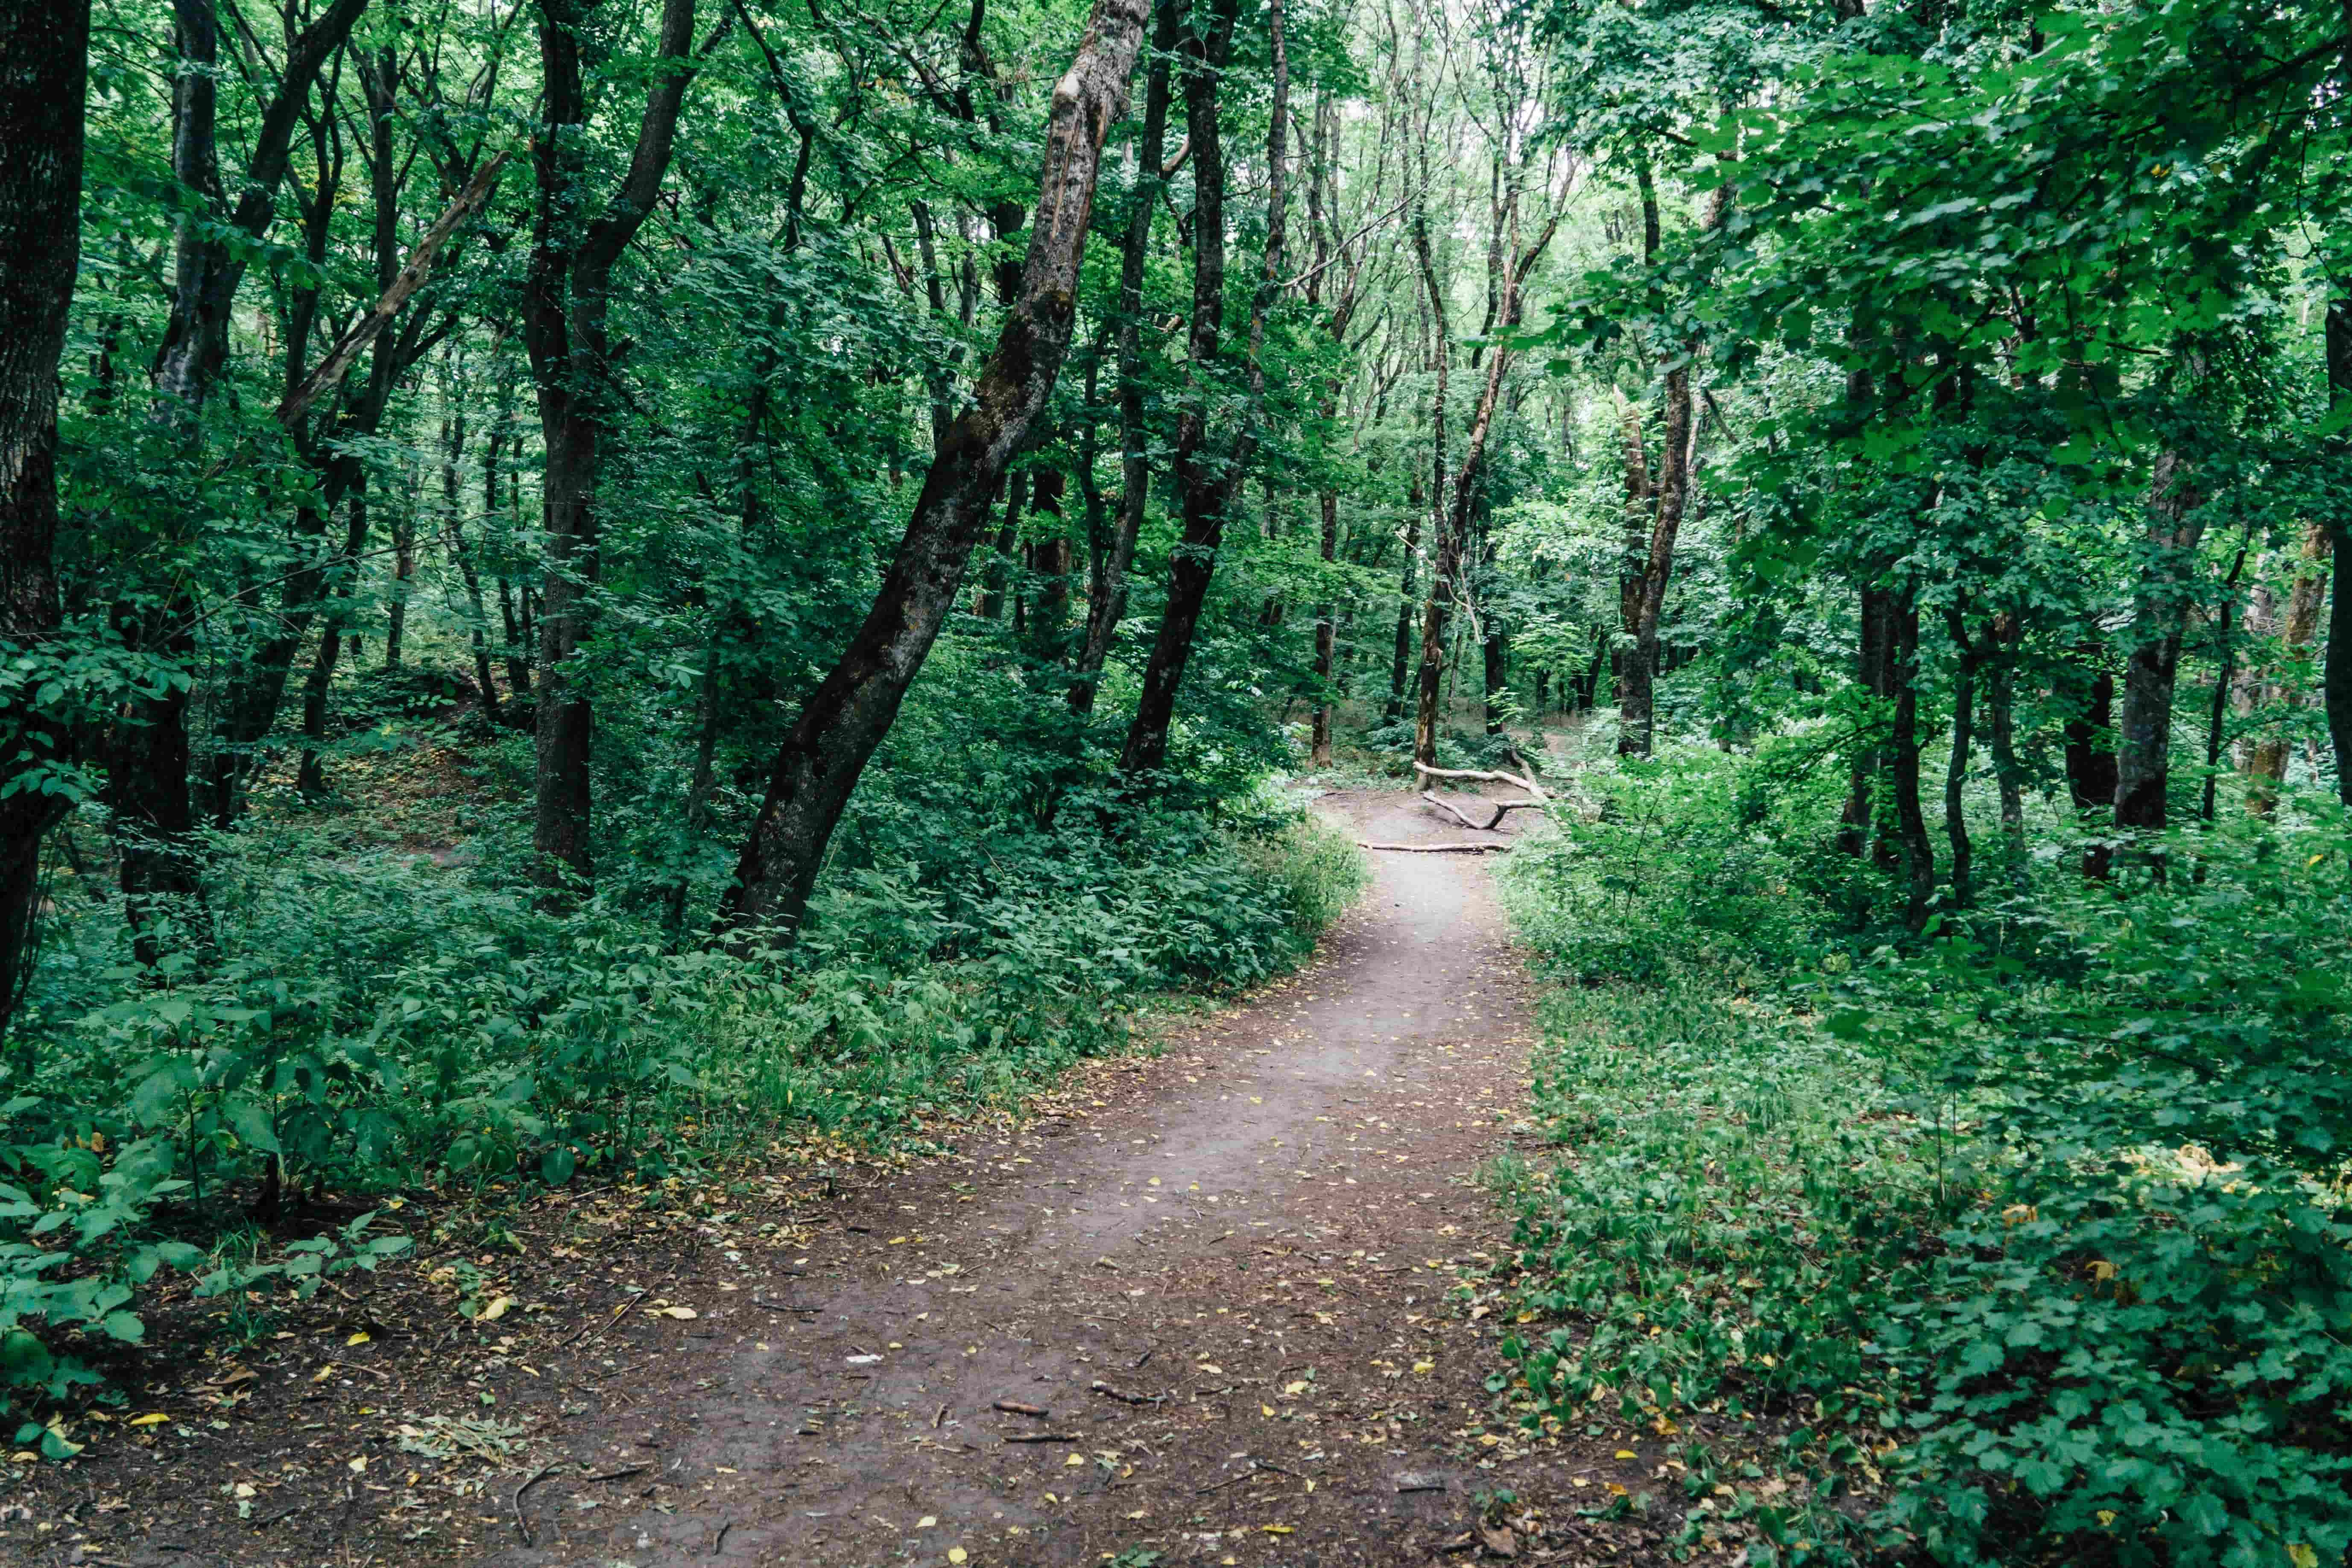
1419;789;1547;832
1357;840;1513;854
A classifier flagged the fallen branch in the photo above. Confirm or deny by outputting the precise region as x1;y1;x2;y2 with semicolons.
562;1289;646;1348
1418;789;1547;832
1413;758;1548;801
1089;1379;1162;1406
512;1461;566;1547
993;1399;1050;1419
1358;840;1513;854
1000;1431;1080;1443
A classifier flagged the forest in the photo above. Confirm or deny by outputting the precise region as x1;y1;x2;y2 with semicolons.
1;0;2350;1562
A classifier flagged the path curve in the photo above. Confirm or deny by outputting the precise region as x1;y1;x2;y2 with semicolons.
482;790;1664;1567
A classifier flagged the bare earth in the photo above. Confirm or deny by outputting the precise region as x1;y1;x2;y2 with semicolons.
12;789;1682;1567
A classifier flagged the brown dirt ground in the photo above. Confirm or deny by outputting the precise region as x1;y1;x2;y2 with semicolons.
2;789;1688;1568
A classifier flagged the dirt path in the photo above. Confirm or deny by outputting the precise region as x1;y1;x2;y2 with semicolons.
21;790;1680;1568
447;790;1666;1568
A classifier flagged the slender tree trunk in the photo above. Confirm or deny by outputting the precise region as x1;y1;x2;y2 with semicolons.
0;0;90;1035
1119;0;1273;779
1839;585;1895;858
384;480;418;668
1311;490;1339;763
297;485;369;795
1944;643;1976;907
2114;451;2205;835
1384;475;1422;723
442;387;500;722
977;468;1029;620
721;0;1150;933
2245;524;2331;812
1068;0;1174;714
524;0;705;887
1890;589;1934;925
1986;613;2025;866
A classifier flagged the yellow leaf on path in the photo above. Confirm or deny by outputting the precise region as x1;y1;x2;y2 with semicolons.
1284;1381;1308;1395
1261;1524;1294;1534
1261;1404;1275;1416
345;1331;370;1346
1196;1363;1223;1375
311;1366;333;1384
127;1413;170;1428
477;1296;516;1322
917;1515;936;1528
347;1457;367;1474
647;1305;698;1320
1615;1450;1637;1460
948;1550;968;1565
1412;1361;1434;1375
1606;1482;1628;1496
1065;1452;1085;1467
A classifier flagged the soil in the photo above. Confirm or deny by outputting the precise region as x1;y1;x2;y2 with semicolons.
3;789;1685;1568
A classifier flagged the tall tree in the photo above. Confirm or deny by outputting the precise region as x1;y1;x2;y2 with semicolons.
721;0;1153;933
523;0;709;884
0;0;92;1039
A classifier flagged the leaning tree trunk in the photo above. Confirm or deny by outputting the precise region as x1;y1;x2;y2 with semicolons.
720;0;1151;934
0;0;91;1039
2114;451;2206;836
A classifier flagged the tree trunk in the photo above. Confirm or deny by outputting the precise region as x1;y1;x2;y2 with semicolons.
2114;451;2205;834
1838;585;1896;858
1068;0;1176;715
2245;524;2331;812
720;0;1150;933
1986;613;2025;866
0;0;90;1036
1407;182;1451;768
297;485;370;795
523;0;705;887
977;468;1029;620
1119;0;1275;779
1311;490;1339;763
1944;643;1976;908
1890;589;1934;926
384;480;418;668
443;385;500;723
1384;474;1423;724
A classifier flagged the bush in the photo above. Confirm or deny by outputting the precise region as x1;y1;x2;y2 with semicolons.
0;786;1362;1418
1492;745;2352;1567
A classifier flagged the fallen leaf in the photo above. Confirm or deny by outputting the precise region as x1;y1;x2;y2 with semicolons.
917;1515;937;1527
476;1296;516;1322
1065;1452;1084;1467
947;1549;967;1564
127;1414;170;1429
345;1331;371;1346
647;1305;698;1320
1615;1450;1637;1460
1284;1381;1308;1395
1261;1523;1294;1535
347;1457;367;1474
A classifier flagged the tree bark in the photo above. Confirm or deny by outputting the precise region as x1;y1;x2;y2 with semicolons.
1986;613;2025;868
2244;524;2330;812
1943;640;1975;909
1890;589;1934;926
0;0;90;1037
2114;451;2205;833
721;0;1150;933
1071;0;1179;715
1384;473;1422;724
524;0;706;887
1118;0;1274;778
1838;584;1896;860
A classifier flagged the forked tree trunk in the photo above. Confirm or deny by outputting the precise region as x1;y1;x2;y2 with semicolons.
524;0;705;887
720;0;1150;933
1119;0;1279;779
1068;0;1176;717
0;0;91;1038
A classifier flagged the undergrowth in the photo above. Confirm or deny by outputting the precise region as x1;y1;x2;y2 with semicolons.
1490;745;2352;1568
0;767;1361;1421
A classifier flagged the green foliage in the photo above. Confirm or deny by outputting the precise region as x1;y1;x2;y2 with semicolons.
1496;745;2352;1567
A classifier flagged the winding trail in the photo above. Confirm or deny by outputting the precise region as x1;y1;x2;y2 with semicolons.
483;790;1668;1567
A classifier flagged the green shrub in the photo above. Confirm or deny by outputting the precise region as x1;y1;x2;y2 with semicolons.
1494;743;2352;1567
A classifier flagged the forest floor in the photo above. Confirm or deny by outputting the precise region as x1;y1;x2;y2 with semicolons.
14;787;1688;1568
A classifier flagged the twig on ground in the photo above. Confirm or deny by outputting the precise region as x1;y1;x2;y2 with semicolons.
563;1290;646;1348
512;1462;565;1547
